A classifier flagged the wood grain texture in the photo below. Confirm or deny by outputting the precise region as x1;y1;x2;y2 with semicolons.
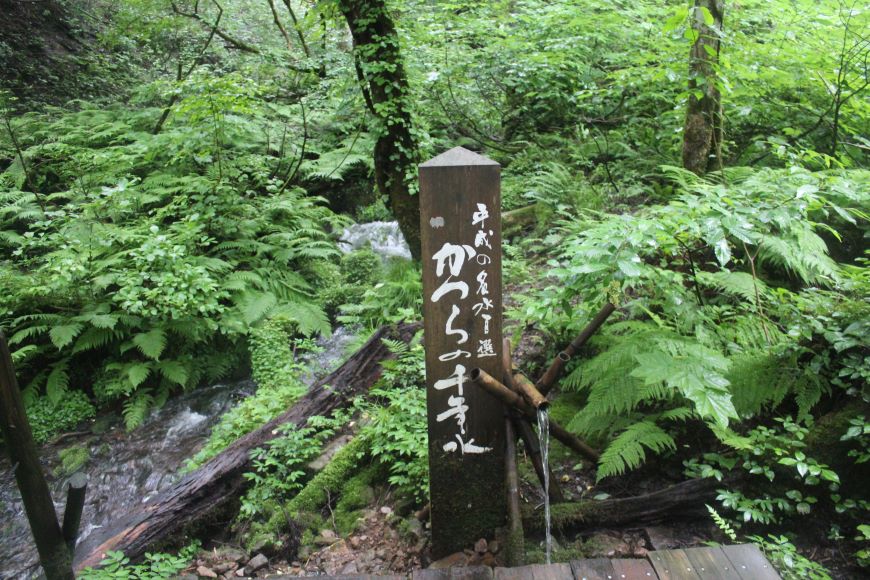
612;557;658;579
415;566;494;580
494;563;572;580
682;547;741;580
570;558;616;580
420;147;505;557
720;544;781;580
648;549;701;579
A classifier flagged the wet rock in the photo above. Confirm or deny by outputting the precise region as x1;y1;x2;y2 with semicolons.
429;551;469;569
196;565;218;578
245;553;268;573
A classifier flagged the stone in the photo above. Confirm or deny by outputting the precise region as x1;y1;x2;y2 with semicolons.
320;529;337;540
586;532;631;558
245;553;268;573
213;547;248;564
644;526;681;551
196;566;218;578
234;569;246;577
428;551;469;569
349;537;362;549
474;538;488;553
339;561;359;575
488;540;500;554
380;506;393;515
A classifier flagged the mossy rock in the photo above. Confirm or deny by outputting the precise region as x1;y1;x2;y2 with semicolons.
56;445;89;477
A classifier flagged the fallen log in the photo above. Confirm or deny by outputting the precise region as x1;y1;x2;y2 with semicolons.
74;321;421;570
521;478;718;532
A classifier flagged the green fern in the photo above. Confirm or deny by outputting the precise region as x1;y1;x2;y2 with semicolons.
597;420;677;480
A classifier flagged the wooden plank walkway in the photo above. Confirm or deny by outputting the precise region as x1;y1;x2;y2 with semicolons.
277;544;780;580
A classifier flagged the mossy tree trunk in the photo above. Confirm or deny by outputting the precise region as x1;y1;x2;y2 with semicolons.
338;0;421;260
682;0;725;175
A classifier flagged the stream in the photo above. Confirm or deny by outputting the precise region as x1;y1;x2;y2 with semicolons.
0;222;410;579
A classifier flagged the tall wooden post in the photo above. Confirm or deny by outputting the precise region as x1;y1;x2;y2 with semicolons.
419;147;506;558
0;332;74;580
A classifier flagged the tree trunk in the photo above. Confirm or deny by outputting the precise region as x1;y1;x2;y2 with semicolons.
74;321;421;570
522;478;718;532
338;0;421;260
682;0;725;175
0;333;74;580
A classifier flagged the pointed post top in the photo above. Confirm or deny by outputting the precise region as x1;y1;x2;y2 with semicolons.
420;146;500;168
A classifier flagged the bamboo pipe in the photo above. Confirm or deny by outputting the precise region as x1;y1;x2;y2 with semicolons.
502;339;564;503
471;368;600;462
513;369;549;410
536;302;617;395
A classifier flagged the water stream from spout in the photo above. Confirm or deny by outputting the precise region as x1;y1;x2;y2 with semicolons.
537;407;552;564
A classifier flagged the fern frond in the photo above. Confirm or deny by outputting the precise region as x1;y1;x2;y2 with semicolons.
133;328;167;360
123;389;153;430
45;360;70;403
597;420;676;480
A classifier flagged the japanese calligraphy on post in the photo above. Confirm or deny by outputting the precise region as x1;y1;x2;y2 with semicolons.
419;147;506;558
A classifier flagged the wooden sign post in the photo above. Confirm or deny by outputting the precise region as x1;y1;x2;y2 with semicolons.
419;147;506;558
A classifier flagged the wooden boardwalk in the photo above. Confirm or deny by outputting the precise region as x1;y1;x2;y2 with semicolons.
278;544;780;580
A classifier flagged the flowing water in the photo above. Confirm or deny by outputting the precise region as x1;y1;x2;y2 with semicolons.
537;408;552;565
0;381;247;579
339;221;412;260
0;222;408;579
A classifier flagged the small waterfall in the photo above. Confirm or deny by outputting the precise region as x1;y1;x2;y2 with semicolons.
537;407;552;564
338;221;412;260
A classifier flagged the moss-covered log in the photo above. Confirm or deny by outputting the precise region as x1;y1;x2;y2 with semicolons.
521;478;717;532
74;321;421;571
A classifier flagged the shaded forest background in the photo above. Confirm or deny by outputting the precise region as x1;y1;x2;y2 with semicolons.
0;0;868;578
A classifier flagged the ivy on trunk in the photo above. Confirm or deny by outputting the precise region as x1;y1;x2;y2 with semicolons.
338;0;422;260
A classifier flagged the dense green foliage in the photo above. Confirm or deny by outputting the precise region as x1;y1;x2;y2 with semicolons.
1;0;868;574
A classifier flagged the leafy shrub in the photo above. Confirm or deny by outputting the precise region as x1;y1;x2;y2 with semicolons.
357;337;429;503
340;248;381;286
519;166;869;480
77;542;200;580
338;260;422;328
25;391;95;444
1;77;344;428
186;319;313;469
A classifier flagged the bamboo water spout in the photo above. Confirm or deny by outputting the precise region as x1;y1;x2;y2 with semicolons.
470;368;600;462
501;339;564;503
536;302;617;395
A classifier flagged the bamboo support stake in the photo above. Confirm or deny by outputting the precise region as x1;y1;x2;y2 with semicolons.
0;332;74;580
503;416;524;567
536;302;617;395
501;338;563;503
470;368;600;462
62;473;87;555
